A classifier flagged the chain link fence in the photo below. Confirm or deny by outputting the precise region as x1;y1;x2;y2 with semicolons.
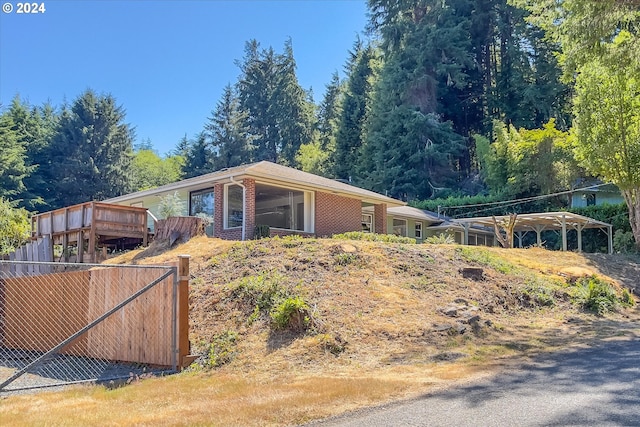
0;261;178;393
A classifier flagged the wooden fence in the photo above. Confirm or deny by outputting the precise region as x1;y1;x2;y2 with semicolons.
0;260;190;368
7;236;54;275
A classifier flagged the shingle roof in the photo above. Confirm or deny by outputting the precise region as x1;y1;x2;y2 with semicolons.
106;161;404;206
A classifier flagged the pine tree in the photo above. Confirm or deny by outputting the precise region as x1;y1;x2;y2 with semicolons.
46;90;134;208
0;112;29;200
296;72;343;176
7;97;58;210
206;84;251;169
333;40;379;181
182;132;215;179
237;39;315;165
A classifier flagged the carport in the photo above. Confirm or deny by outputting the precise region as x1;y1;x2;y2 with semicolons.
455;212;613;254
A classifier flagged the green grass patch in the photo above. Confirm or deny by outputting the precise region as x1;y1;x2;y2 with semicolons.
333;231;416;244
455;246;518;274
572;276;635;315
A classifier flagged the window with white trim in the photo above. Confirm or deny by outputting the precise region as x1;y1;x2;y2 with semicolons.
255;183;311;232
392;218;407;237
224;184;243;228
415;221;423;239
362;214;373;233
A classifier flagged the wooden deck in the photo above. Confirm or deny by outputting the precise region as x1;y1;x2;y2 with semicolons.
31;202;154;263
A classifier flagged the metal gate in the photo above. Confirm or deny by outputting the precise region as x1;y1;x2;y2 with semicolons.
0;260;182;393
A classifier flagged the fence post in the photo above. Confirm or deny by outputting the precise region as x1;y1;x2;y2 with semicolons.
177;255;192;369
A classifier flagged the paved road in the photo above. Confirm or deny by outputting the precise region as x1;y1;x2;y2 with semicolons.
307;340;640;426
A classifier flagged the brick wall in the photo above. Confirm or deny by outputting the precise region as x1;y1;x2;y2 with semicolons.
374;203;387;235
314;191;362;237
215;179;256;241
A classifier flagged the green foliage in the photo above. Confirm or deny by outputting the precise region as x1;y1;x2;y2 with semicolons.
332;231;416;244
333;40;379;181
254;224;270;239
270;297;310;331
206;84;251;169
0;112;29;200
478;119;580;198
206;331;238;368
131;149;183;191
424;233;456;244
46;89;134;208
455;247;517;274
231;272;287;313
158;191;184;219
181;132;215;179
572;276;624;315
613;230;636;254
333;252;360;266
520;278;557;307
0;197;30;255
237;39;315;165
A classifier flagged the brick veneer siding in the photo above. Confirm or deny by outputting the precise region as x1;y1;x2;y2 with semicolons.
213;183;224;238
314;191;362;237
374;203;387;235
216;178;256;240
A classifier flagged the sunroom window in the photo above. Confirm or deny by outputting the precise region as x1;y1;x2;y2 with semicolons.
255;183;308;231
225;184;243;228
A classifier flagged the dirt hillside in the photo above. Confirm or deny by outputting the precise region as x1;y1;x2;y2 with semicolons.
114;235;640;381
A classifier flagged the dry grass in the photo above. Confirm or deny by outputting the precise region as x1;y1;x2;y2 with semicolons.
2;237;640;426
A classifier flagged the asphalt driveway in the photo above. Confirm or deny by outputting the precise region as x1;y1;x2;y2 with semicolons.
307;339;640;426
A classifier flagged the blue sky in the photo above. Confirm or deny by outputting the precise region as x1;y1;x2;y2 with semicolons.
0;0;369;155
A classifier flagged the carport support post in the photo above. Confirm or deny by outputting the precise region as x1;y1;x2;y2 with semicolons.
534;225;545;247
608;225;614;254
178;255;191;370
463;223;470;245
576;224;584;253
561;215;567;251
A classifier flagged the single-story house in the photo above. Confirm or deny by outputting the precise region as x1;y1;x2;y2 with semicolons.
362;205;496;245
570;182;623;208
105;161;405;241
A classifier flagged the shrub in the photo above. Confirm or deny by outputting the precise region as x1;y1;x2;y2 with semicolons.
158;191;184;219
573;276;626;315
254;224;270;239
270;297;310;331
206;331;238;368
425;233;456;244
0;197;30;255
613;230;636;253
332;231;416;244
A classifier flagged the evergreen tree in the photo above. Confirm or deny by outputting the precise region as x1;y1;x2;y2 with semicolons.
296;72;343;176
237;39;315;165
46;90;134;208
0;111;29;200
333;40;378;181
7;97;58;210
205;84;251;169
181;132;215;179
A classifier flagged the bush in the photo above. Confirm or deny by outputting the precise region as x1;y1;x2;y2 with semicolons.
332;231;416;244
425;233;456;244
254;224;270;239
270;297;310;331
206;331;238;368
158;191;184;219
0;197;30;255
613;230;636;253
572;276;630;315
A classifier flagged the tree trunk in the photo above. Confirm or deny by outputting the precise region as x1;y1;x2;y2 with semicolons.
621;188;640;249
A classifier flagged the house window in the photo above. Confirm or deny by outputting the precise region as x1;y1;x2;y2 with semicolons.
225;184;243;228
255;183;309;231
392;218;407;236
586;193;596;206
362;214;373;233
189;188;214;218
415;222;423;239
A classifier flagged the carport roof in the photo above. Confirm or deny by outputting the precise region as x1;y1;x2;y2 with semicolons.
454;212;612;231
